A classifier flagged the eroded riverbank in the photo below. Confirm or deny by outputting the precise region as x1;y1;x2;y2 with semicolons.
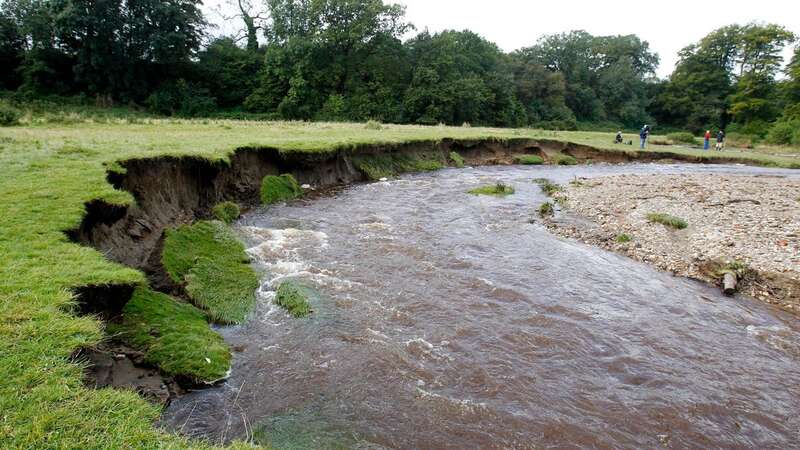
164;163;800;449
544;173;800;312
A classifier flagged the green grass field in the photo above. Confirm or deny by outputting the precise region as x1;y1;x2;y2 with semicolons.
1;118;799;448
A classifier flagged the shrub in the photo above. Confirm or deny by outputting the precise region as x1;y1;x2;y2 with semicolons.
666;132;697;145
647;213;688;230
261;174;303;205
539;202;554;217
275;280;314;318
726;132;758;149
551;154;577;165
766;121;797;146
468;182;515;196
0;104;22;126
515;154;544;165
107;288;231;383
212;201;240;224
449;151;465;168
364;119;383;130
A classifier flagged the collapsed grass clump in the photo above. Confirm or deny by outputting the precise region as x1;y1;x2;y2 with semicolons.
449;151;465;168
616;234;632;243
551;154;578;165
468;181;515;196
107;288;231;383
647;212;688;230
261;173;303;205
352;153;444;180
515;154;544;165
275;280;314;318
211;201;241;224
162;220;259;324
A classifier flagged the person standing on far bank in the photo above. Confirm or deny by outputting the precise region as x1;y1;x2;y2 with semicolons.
715;129;725;151
640;125;650;149
704;130;711;150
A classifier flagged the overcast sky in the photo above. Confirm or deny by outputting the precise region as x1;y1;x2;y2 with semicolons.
203;0;800;79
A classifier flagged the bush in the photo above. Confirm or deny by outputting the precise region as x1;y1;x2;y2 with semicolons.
364;119;383;130
766;121;797;146
261;174;303;205
666;132;697;145
647;213;688;230
0;104;22;126
726;132;758;149
449;151;465;168
146;79;217;117
212;201;240;224
515;154;544;165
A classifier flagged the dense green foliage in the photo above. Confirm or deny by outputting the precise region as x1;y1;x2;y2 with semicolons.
212;201;241;224
274;280;313;318
107;287;232;383
162;220;259;324
647;212;688;229
2;1;796;134
667;132;698;145
261;173;303;204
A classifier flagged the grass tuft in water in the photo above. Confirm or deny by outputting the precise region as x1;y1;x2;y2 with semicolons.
261;174;303;205
533;178;563;196
468;181;515;196
211;201;241;224
539;201;554;217
275;280;314;318
646;212;688;230
515;154;544;165
162;221;259;324
107;287;231;383
449;151;465;168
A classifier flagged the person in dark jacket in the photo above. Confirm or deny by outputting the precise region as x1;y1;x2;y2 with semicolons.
715;130;725;151
640;125;650;149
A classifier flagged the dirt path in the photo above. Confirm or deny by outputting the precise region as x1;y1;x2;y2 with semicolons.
545;172;800;313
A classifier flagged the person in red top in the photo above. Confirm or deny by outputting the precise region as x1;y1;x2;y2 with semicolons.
704;130;711;150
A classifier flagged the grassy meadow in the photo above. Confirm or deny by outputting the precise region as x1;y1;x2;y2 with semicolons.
1;117;799;448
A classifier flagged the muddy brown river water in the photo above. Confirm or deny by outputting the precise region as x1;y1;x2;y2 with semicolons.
164;163;800;449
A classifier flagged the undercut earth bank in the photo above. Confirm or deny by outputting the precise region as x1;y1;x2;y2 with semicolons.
543;173;800;313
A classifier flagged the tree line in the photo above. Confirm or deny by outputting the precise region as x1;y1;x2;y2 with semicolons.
1;0;798;142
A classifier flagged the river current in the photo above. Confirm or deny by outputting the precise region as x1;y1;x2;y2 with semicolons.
164;163;800;449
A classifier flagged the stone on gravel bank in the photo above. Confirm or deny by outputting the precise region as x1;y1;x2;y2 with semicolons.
545;173;800;313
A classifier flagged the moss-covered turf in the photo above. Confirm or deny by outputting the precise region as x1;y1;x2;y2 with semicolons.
212;201;241;224
260;174;303;205
274;280;314;318
1;119;798;448
468;182;515;196
162;220;259;324
352;152;445;179
647;212;689;230
449;151;465;168
551;154;578;165
108;287;232;383
515;154;544;165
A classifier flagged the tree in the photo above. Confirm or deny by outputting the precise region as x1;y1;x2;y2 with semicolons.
197;38;262;108
0;13;25;89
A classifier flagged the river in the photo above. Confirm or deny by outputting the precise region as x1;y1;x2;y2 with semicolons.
164;163;800;449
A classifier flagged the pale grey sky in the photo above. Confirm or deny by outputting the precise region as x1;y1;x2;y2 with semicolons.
203;0;800;78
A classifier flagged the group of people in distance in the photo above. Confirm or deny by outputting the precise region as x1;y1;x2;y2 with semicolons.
614;126;726;151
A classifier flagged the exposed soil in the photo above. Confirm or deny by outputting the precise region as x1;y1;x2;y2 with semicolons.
544;173;800;313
